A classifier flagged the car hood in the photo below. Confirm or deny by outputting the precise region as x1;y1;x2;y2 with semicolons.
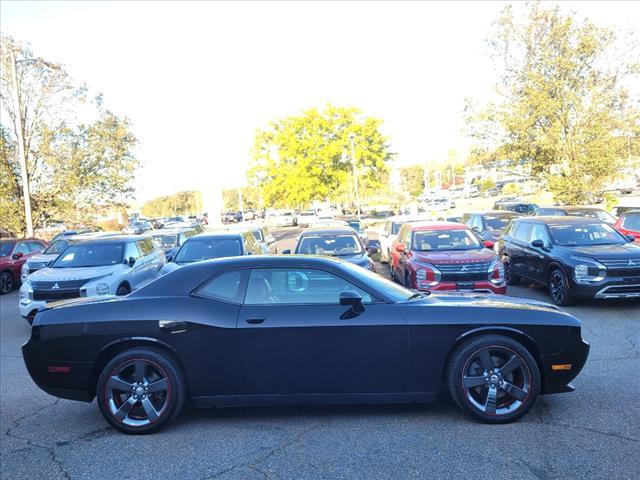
412;249;496;264
556;243;640;260
27;265;121;282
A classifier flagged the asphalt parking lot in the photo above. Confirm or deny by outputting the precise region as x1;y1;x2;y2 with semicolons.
1;227;639;480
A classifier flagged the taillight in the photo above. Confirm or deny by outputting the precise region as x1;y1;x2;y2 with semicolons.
488;260;505;284
416;264;442;287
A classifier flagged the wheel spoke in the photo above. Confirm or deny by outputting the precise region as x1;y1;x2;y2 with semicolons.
500;381;528;401
134;361;146;382
463;375;486;388
477;349;494;371
146;378;169;393
114;396;136;421
500;355;522;376
484;386;497;414
141;397;159;421
107;376;134;392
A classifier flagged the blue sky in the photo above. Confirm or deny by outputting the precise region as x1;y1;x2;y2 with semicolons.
2;1;638;203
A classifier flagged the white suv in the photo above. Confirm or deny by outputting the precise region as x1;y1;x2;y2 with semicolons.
19;235;165;322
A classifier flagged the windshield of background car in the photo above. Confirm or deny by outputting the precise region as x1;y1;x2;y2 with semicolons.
347;221;364;232
412;229;482;251
570;209;616;224
252;230;264;242
0;242;16;256
340;261;415;302
622;213;640;231
549;222;626;246
152;234;178;249
485;215;517;231
536;208;567;216
51;243;124;268
297;234;363;256
44;239;69;254
174;238;242;263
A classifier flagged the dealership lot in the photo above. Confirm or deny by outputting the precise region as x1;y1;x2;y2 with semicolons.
1;228;639;480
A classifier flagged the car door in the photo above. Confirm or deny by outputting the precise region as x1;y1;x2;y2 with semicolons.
237;267;409;395
11;241;31;273
123;241;144;288
510;222;533;278
525;223;552;283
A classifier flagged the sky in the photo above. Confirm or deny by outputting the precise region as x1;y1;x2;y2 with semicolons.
2;1;639;204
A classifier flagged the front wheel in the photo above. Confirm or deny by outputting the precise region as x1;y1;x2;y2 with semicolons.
548;268;574;306
96;348;185;434
116;284;130;296
0;271;15;295
447;334;540;423
503;256;520;286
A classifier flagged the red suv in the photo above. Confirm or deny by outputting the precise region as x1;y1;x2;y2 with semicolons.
614;210;640;241
390;221;506;294
0;238;48;294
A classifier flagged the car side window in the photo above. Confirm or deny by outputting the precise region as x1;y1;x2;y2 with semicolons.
514;222;533;242
14;242;30;255
244;268;373;305
529;224;550;245
124;242;141;263
195;270;246;303
136;239;152;256
27;241;45;253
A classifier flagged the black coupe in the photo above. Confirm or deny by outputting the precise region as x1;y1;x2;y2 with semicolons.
23;256;589;434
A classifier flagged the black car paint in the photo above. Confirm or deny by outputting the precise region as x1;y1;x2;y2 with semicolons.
497;217;640;299
23;256;589;408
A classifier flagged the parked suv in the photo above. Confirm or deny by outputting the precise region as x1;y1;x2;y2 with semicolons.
225;224;278;254
614;210;640;241
378;215;425;263
122;221;153;235
496;217;640;305
390;221;505;294
460;211;521;248
0;238;47;294
19;236;165;322
534;206;616;224
149;227;197;260
159;231;263;276
494;201;539;215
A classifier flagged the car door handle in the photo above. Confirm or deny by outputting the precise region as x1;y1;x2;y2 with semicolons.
245;317;265;324
159;320;189;333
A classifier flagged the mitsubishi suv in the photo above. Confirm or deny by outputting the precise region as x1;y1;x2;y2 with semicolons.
19;235;165;322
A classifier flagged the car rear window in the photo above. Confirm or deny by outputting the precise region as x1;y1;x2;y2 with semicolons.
174;238;242;264
622;213;640;231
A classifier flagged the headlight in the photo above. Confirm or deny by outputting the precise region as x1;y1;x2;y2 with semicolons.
415;264;441;287
21;263;29;281
570;256;606;284
487;259;505;284
19;281;33;305
95;283;110;295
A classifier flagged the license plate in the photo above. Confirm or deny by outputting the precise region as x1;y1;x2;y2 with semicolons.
457;282;474;290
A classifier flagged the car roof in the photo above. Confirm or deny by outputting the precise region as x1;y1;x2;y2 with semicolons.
300;226;358;235
68;235;149;245
407;221;467;231
515;216;606;225
1;237;45;243
469;210;521;216
562;206;604;212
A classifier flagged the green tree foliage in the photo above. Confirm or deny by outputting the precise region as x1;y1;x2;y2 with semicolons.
248;104;393;209
141;191;202;218
399;165;425;198
466;4;639;205
222;187;259;212
0;36;139;234
478;178;496;193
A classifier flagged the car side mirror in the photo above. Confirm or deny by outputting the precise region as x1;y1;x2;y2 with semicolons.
165;254;173;262
282;249;291;255
626;234;636;243
12;252;24;260
126;256;136;267
395;244;405;253
483;240;494;249
366;246;379;256
531;239;545;248
340;290;364;314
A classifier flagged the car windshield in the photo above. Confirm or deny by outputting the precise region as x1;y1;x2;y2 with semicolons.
51;243;124;268
549;223;626;246
44;239;69;254
174;238;242;263
485;215;517;231
569;209;616;224
0;242;16;257
252;230;264;242
340;261;416;302
622;213;640;231
152;234;178;249
412;229;481;251
347;221;364;232
297;234;363;256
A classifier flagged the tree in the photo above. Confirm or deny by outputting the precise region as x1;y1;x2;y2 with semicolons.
465;4;639;204
222;187;259;212
248;104;393;209
1;36;139;235
399;165;425;198
141;191;202;218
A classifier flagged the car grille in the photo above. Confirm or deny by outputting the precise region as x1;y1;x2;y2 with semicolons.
32;279;88;302
598;258;640;268
607;267;640;278
434;262;490;282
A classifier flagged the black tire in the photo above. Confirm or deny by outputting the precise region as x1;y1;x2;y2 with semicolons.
116;284;130;296
503;256;520;286
447;334;540;424
548;268;574;306
0;271;15;295
96;348;185;434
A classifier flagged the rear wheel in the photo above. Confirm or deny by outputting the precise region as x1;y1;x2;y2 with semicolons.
503;256;520;286
447;334;540;423
116;284;130;296
96;348;185;434
0;271;15;295
548;268;574;306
